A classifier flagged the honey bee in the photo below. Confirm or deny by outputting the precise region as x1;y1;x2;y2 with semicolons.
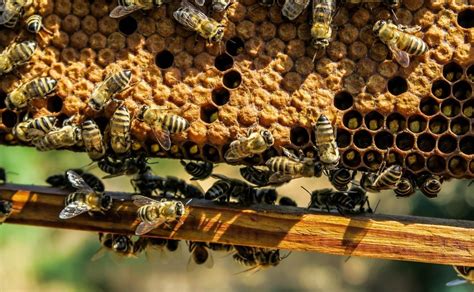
314;114;340;170
418;174;442;198
91;233;138;261
328;168;353;191
233;246;290;272
25;14;53;34
0;39;36;75
187;241;214;271
206;174;255;204
394;175;416;197
136;105;190;151
446;266;474;287
132;195;186;235
208;242;234;253
0;200;13;224
180;160;213;180
99;155;148;178
266;147;323;184
373;20;428;68
282;0;310;20
278;196;297;207
12;115;57;142
211;0;233;12
59;170;113;219
224;126;274;162
33;124;82;151
109;0;169;18
239;166;273;187
173;0;225;43
305;187;356;214
5;76;57;111
361;164;403;193
46;169;105;192
311;0;337;56
82;120;106;161
109;105;131;155
0;0;32;28
87;69;132;111
254;188;278;205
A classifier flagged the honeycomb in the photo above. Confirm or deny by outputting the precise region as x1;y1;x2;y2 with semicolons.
0;0;472;179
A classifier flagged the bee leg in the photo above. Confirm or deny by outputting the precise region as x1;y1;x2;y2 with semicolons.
41;25;54;35
397;24;421;33
325;203;331;213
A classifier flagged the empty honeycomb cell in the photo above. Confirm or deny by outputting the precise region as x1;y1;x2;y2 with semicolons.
419;97;439;116
226;37;245;56
407;115;427;133
457;9;474;29
353;130;372;149
154;50;174;69
431;79;451;99
374;131;394;150
386;113;407;133
452;80;472;101
336;128;352;148
443;62;463;82
438;134;457;154
334;91;353;111
363;150;383;171
200;104;219;124
463;99;473;118
47;96;63;113
214;54;234;72
290;126;309;147
343;110;362;130
450;116;469;135
429;115;448;134
1;110;17;128
448;156;468;177
364;111;384;131
342;148;362;168
118;16;137;36
427;155;446;174
467;64;474;82
441;98;461;117
387;76;408;96
212;88;230;106
202;144;221;163
223;70;242;89
406;153;425;172
396;132;415;151
460;136;474;155
417;133;436;152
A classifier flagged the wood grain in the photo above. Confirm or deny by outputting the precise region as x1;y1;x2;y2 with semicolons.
0;183;472;266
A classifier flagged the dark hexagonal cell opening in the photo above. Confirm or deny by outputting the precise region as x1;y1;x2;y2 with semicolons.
387;76;408;96
155;50;174;69
1;110;17;128
374;131;394;150
417;133;436;152
212;87;230;106
0;90;6;109
222;70;242;89
450;116;469;135
463;99;473;118
353;130;372;149
182;141;200;159
200;104;219;123
419;97;439;116
226;37;245;56
387;151;403;166
440;98;461;117
364;111;384;131
429;115;448;134
395;132;415;151
334;91;353;111
438;134;457;154
386;112;406;133
406;153;425;172
448;156;467;176
336;128;351;148
342;110;362;130
47;95;63;113
407;115;427;133
55;113;70;127
93;116;109;132
443;62;463;82
467;64;474;82
363;150;383;171
452;80;472;101
290;126;309;147
214;53;234;72
262;146;279;162
427;155;446;174
202;144;221;163
431;79;450;99
457;9;474;29
118;16;137;35
342;149;361;168
460;136;474;155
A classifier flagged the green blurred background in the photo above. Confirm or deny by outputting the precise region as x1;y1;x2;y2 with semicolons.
0;145;472;292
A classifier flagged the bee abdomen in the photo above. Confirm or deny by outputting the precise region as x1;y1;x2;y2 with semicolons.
137;205;156;223
404;36;428;55
30;116;56;133
163;115;189;133
26;77;57;98
26;15;42;33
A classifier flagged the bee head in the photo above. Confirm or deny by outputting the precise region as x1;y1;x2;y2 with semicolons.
27;22;40;33
100;233;114;248
373;20;386;35
260;129;274;146
175;201;185;217
211;26;225;43
73;126;83;144
269;250;281;266
100;195;113;211
12;122;30;142
113;236;131;252
136;105;149;121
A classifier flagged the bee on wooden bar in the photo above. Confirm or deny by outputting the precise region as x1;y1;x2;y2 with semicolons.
13;115;57;142
25;14;53;34
87;69;132;111
224;126;274;162
131;166;163;196
91;233;138;261
310;0;337;58
46;169;105;192
255;188;278;205
278;196;297;207
208;242;234;252
282;0;310;20
328;168;353;191
347;184;372;213
109;0;169;18
233;246;290;272
305;187;356;214
180;160;213;180
394;175;416;197
373;20;428;68
446;266;474;287
0;39;36;75
5;76;57;111
59;170;112;219
239;166;274;187
132;195;186;235
314;114;340;170
82;120;106;161
187;241;214;271
418;174;442;198
109;105;131;155
0;0;32;28
0;200;13;224
173;0;225;43
361;164;403;193
206;174;255;204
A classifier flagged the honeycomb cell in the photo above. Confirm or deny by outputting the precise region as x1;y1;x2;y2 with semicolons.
396;132;415;151
202;144;221;162
467;64;473;82
155;50;174;69
452;80;472;101
1;110;17;128
47;96;63;113
450;116;469;135
419;97;439;116
387;76;408;96
182;141;200;159
364;111;384;131
417;133;436;152
460;136;473;155
214;54;234;72
226;37;245;56
223;70;242;89
336;128;352;148
448;156;468;177
440;98;461;117
387;151;403;166
212;87;230;106
438;134;457;154
429;115;448;134
386;113;406;133
353;130;372;149
118;16;137;36
290;126;309;147
443;62;463;82
363;150;383;171
457;9;474;29
333;91;353;111
426;155;446;174
462;99;473;118
200;104;219;124
374;131;394;150
343;110;362;130
407;115;427;133
342;148;362;168
431;79;450;99
406;153;425;172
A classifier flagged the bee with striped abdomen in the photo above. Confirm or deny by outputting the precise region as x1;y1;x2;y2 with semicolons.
208;242;234;252
278;196;297;207
328;168;353;191
314;114;340;171
187;241;214;271
305;187;356;214
446;266;474;287
282;0;310;20
109;0;169;18
255;188;278;205
173;0;225;43
82;120;106;161
347;184;372;213
0;0;32;28
233;246;290;272
109;105;131;155
180;160;213;180
239;166;274;187
311;0;337;57
373;20;428;68
0;200;13;224
361;164;403;193
224;126;274;162
132;195;186;235
13;115;57;142
25;14;53;34
46;169;105;192
266;147;323;184
136;105;190;151
206;174;255;204
0;39;36;75
91;233;139;261
33;123;82;151
394;175;416;197
99;154;147;178
5;76;57;111
87;69;132;111
59;170;112;219
418;174;442;198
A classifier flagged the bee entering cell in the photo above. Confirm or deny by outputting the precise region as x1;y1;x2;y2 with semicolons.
438;134;457;154
342;148;361;168
214;54;234;72
374;131;394;149
462;99;473;118
118;16;137;35
1;110;17;128
452;80;472;101
429;115;448;134
226;37;245;56
440;98;461;117
200;104;219;123
353;130;372;149
47;95;63;113
342;110;362;130
443;62;463;82
183;141;201;159
202;144;221;162
417;133;436;152
336;128;351;148
450;117;469;135
431;79;450;99
222;70;242;89
0;90;6;109
364;111;384;131
395;132;415;151
333;91;353;111
386;113;406;133
363;150;383;171
457;9;474;29
419;97;439;116
406;153;425;172
448;156;468;176
290;126;309;147
387;76;408;96
212;87;230;106
460;136;474;155
407;115;427;133
155;50;174;69
427;155;446;174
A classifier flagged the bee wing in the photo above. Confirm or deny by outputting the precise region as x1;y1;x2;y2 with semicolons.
0;2;20;25
194;0;205;5
150;124;171;151
109;5;143;18
387;43;410;68
204;250;214;269
132;194;158;207
174;0;208;30
282;147;300;161
66;170;95;192
135;219;165;236
268;172;298;184
446;279;467;287
59;201;89;219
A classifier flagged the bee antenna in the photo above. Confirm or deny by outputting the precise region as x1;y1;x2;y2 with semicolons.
373;199;381;214
185;199;193;205
300;186;312;196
